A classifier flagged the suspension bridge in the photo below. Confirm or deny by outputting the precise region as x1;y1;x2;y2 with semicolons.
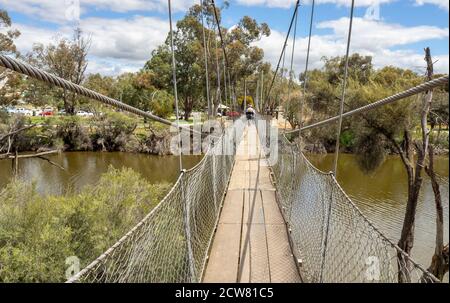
0;0;448;283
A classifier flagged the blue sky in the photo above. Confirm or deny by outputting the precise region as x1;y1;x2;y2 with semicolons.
1;0;448;75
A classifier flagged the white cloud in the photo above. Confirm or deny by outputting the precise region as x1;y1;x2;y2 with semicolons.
81;0;196;13
255;17;449;75
77;16;169;62
415;0;449;11
12;16;170;76
0;0;196;24
317;17;449;52
235;0;393;8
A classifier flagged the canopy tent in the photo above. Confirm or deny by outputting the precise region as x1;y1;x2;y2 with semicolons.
217;104;230;110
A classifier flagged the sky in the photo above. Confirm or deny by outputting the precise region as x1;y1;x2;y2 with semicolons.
0;0;448;77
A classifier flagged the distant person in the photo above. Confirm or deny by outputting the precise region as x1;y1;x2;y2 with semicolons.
246;105;255;120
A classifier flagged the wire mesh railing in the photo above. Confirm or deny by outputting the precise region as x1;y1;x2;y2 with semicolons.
257;115;439;283
67;124;238;283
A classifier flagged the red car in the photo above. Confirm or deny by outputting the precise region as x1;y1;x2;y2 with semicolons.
226;111;240;118
40;108;54;116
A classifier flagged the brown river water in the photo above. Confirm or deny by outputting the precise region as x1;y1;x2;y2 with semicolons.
0;152;448;279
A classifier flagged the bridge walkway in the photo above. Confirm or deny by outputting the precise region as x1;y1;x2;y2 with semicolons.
203;123;301;283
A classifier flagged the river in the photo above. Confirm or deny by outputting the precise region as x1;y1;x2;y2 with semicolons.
0;152;203;195
0;151;448;279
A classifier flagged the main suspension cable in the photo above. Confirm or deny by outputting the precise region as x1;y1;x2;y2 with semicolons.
285;76;448;133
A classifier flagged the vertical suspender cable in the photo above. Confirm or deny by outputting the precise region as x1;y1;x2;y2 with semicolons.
244;78;247;110
200;0;211;120
284;4;299;130
266;0;300;102
168;0;195;282
298;0;315;138
332;0;355;176
168;0;183;172
260;71;264;113
223;56;228;106
275;47;287;111
214;27;222;113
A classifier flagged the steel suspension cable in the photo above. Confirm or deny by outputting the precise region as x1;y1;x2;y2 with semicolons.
167;0;183;172
274;45;287;110
285;4;299;131
0;54;183;128
214;26;222;111
200;0;212;120
266;0;300;102
223;56;228;106
284;76;448;132
210;0;234;103
298;0;315;137
332;0;355;176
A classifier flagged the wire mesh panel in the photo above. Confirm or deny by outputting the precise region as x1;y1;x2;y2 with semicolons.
67;125;237;283
257;116;439;283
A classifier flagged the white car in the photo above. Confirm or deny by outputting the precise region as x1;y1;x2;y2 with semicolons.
76;110;94;117
15;108;33;116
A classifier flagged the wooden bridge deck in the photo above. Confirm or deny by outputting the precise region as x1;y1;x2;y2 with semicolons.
203;123;301;283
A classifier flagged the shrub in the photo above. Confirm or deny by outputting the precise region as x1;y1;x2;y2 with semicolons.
55;116;91;151
90;112;138;151
0;167;171;282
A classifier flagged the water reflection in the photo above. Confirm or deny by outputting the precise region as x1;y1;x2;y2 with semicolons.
0;152;203;195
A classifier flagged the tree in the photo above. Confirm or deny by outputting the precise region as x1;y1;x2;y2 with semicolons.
144;2;270;119
346;49;447;282
26;28;90;114
0;9;22;106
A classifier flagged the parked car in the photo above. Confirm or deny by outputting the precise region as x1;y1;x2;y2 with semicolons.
15;108;33;116
6;107;18;114
226;111;240;118
33;108;43;116
41;108;54;116
76;110;94;117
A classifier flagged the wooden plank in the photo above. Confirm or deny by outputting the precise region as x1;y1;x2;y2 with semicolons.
219;190;244;224
238;224;270;283
203;223;242;283
265;225;301;282
260;190;285;224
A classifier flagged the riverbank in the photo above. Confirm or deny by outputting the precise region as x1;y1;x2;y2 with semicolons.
0;112;229;156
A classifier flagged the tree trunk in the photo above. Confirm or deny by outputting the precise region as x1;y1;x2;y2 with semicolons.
184;97;193;121
423;145;448;281
397;47;434;282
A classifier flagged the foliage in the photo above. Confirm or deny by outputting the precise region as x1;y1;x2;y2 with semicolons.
90;111;138;151
55;116;91;151
237;95;254;108
24;28;90;114
0;167;171;282
0;9;22;106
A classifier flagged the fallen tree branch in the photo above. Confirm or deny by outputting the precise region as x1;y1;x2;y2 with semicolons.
0;149;60;159
36;156;65;171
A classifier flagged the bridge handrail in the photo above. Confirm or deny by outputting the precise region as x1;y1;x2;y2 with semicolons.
286;75;448;133
0;54;211;137
66;123;238;283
